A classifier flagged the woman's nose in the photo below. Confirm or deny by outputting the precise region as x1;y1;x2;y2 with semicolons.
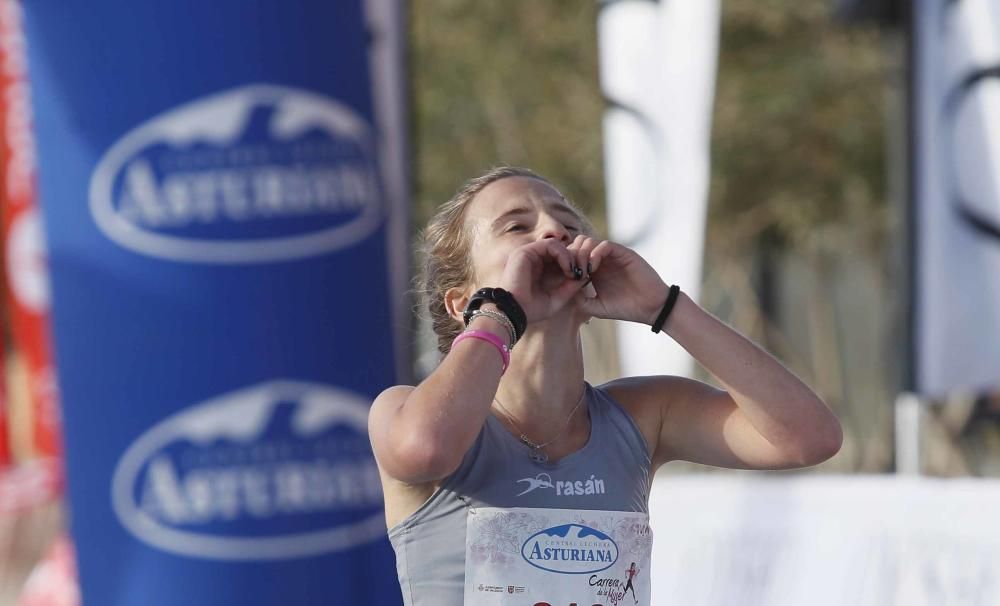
538;217;571;243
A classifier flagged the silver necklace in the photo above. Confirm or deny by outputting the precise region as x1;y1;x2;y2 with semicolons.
493;387;587;463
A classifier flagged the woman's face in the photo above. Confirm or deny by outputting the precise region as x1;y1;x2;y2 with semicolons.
462;175;586;292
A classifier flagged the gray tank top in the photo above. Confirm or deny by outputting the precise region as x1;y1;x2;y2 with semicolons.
387;382;652;606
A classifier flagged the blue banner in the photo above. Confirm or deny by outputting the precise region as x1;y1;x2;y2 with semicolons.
23;1;405;603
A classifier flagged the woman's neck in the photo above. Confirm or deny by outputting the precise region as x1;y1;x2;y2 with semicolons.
493;312;587;433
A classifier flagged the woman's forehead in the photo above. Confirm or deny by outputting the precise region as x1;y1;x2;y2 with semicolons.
467;176;568;221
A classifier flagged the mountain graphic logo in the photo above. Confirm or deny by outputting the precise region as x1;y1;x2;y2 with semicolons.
521;523;619;574
111;380;386;561
90;84;384;263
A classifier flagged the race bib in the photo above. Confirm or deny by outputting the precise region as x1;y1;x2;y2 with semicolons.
465;507;652;606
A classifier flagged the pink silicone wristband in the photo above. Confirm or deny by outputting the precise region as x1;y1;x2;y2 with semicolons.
452;329;510;373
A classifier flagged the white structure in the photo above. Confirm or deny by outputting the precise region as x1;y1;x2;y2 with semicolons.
597;0;721;377
913;0;1000;396
649;474;1000;605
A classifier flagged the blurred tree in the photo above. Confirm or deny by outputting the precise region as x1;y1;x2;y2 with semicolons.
411;1;887;247
410;0;605;229
708;1;887;254
701;1;894;475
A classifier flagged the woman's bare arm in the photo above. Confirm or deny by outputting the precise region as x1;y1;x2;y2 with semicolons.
607;292;843;470
571;238;842;471
369;239;582;484
368;313;507;485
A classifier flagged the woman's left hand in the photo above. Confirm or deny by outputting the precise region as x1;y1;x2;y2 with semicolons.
567;236;669;325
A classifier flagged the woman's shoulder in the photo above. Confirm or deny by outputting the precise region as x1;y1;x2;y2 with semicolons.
594;375;696;463
376;384;415;399
596;375;697;409
592;379;660;462
370;384;415;416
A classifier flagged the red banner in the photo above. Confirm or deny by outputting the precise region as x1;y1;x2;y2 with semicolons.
0;0;61;460
0;337;9;466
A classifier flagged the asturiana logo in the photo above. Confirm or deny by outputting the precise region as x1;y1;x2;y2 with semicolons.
520;524;619;575
111;380;387;561
90;84;384;263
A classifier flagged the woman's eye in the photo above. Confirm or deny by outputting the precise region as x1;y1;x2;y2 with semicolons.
564;224;579;232
505;224;526;233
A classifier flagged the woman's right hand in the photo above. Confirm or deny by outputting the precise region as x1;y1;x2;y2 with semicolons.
497;238;586;324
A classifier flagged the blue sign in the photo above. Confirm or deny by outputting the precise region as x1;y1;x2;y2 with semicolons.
23;1;404;603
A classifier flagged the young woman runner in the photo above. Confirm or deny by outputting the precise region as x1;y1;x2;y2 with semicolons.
369;166;842;606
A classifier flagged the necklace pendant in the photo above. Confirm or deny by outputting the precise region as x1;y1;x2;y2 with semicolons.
528;449;548;464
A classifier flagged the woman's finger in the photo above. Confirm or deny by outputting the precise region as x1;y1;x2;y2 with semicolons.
575;237;599;278
567;233;587;252
567;235;594;279
575;287;607;318
588;240;614;274
543;238;576;278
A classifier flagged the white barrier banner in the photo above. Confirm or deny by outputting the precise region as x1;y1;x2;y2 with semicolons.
597;1;720;378
649;474;1000;605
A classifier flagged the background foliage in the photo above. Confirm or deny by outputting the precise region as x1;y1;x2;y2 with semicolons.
409;0;998;475
411;0;605;227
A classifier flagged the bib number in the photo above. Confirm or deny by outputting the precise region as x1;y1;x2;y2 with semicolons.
464;507;652;606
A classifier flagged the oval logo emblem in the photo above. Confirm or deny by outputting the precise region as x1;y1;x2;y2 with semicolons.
520;523;619;574
90;84;383;263
111;380;386;561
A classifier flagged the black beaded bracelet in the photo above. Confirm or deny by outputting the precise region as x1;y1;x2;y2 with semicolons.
651;284;681;333
462;287;527;340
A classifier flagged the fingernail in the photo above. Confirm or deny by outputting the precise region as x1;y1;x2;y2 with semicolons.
587;262;593;275
573;265;583;280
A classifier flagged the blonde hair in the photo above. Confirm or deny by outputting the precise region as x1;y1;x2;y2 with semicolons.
419;166;594;354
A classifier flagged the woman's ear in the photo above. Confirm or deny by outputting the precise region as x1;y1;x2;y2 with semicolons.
444;287;472;324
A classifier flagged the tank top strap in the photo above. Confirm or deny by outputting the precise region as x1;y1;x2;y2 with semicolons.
588;382;652;468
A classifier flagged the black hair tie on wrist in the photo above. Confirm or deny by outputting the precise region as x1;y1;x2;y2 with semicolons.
651;284;681;333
